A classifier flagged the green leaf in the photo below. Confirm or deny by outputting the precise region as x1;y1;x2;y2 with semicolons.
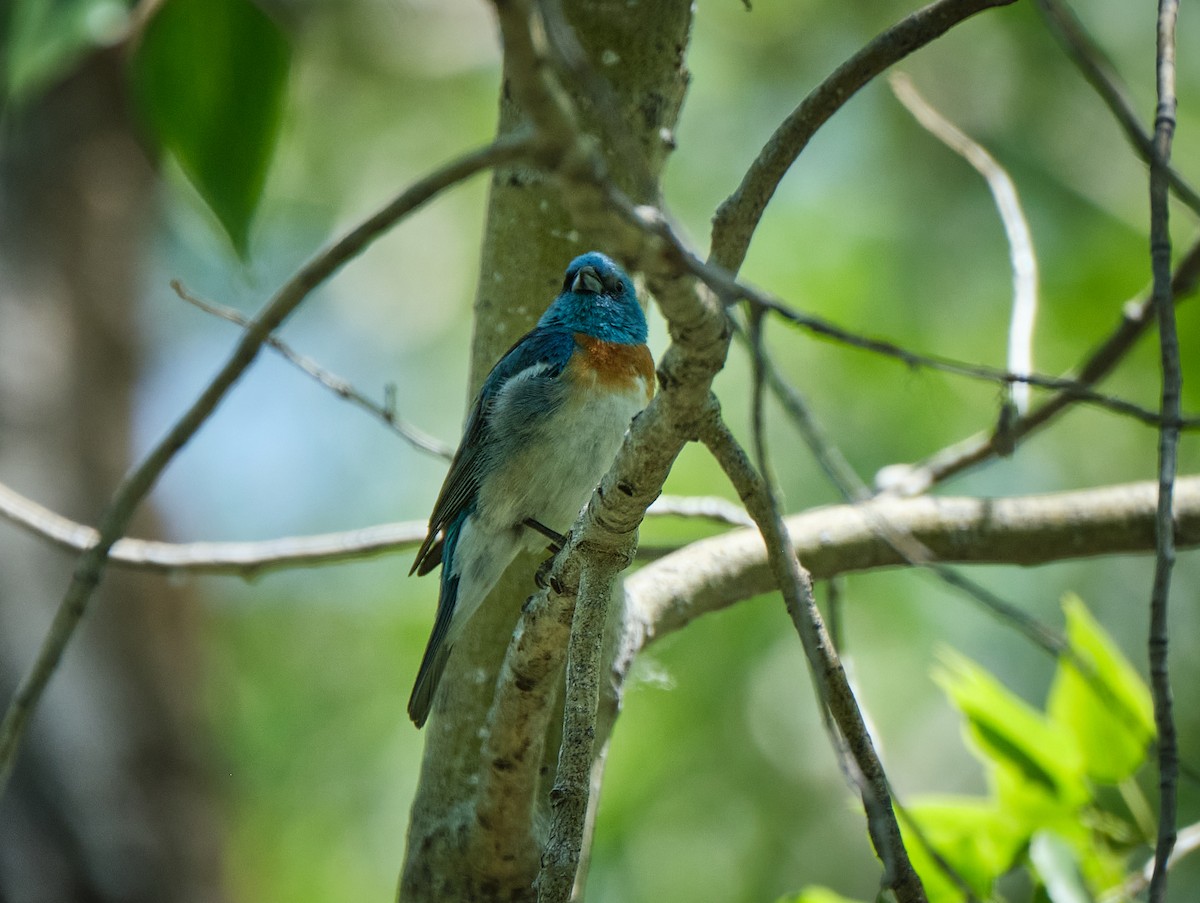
1028;831;1095;903
775;887;866;903
1047;595;1154;784
903;796;1025;902
934;650;1087;807
4;0;131;103
129;0;290;255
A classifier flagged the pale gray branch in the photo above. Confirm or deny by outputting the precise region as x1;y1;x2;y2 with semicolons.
0;480;740;578
625;476;1200;645
889;72;1039;422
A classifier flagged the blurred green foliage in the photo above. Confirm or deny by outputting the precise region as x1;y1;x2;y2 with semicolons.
5;0;1200;901
129;0;291;255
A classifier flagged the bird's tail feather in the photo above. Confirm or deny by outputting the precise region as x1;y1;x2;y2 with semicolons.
408;638;452;729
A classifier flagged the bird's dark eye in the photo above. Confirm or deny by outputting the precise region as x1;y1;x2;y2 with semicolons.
562;270;576;293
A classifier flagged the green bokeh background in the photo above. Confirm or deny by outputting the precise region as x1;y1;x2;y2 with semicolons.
23;0;1200;900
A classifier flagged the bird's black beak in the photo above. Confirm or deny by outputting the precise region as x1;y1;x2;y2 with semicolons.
571;265;605;294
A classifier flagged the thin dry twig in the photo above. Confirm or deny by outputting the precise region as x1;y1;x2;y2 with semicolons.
1147;2;1181;899
1110;820;1200;903
171;280;453;460
753;337;1068;657
889;72;1039;427
0;133;533;791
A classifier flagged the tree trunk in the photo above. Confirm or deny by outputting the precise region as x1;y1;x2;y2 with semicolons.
399;3;693;900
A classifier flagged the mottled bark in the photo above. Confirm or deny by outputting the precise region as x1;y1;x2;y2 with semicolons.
400;3;693;900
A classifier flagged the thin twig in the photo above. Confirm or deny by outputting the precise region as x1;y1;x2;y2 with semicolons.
748;331;983;895
889;72;1039;428
171;280;453;460
1036;0;1200;216
710;0;1019;275
616;197;1197;434
700;413;927;902
751;336;1068;656
0;133;533;792
1109;820;1200;903
747;307;774;487
759;292;1194;430
1147;2;1181;899
878;236;1200;495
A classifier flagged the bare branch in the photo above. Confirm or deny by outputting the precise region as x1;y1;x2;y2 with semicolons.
624;475;1200;643
710;0;1018;274
537;548;628;903
0;480;741;577
1036;0;1200;216
699;415;926;902
889;72;1039;425
171;280;453;461
879;236;1200;495
1147;2;1181;899
759;292;1195;430
0;133;533;791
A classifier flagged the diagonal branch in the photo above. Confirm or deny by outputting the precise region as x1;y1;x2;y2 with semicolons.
0;133;533;792
1036;0;1200;216
699;413;926;902
171;280;453;460
710;0;1018;274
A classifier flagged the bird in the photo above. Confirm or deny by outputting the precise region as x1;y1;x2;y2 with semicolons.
407;251;655;728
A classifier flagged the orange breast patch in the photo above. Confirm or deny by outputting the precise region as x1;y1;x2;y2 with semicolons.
572;333;655;401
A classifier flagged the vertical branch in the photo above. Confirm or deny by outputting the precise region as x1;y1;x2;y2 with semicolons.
1147;1;1181;900
699;413;926;903
536;553;626;903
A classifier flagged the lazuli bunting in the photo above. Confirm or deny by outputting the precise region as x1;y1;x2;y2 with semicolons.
408;252;655;728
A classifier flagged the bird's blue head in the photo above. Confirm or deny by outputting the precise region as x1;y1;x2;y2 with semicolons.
538;251;648;345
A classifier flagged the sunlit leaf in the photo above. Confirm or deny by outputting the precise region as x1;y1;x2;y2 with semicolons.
935;650;1087;807
3;0;130;103
129;0;290;255
1047;595;1154;784
903;796;1025;902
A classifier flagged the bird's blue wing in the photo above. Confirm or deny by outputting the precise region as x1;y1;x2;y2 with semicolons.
410;326;577;575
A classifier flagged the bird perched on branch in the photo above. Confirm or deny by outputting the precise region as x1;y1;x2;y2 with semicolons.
408;251;655;728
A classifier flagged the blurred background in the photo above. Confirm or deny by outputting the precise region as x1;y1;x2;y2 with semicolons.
1;0;1198;901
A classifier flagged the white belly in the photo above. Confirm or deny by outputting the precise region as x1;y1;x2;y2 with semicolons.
477;380;647;539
